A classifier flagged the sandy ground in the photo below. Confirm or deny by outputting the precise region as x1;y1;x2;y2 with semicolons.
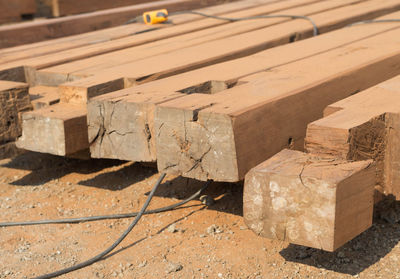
0;151;400;279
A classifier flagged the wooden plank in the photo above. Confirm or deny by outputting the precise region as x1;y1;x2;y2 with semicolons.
87;15;400;162
305;75;400;199
46;0;400;103
154;27;400;182
0;0;274;64
0;81;31;159
0;0;36;24
0;0;321;82
28;0;352;78
243;149;375;251
0;0;240;48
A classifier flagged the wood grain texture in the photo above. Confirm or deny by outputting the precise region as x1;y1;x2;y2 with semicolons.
0;0;236;48
155;27;400;182
16;103;87;156
306;75;400;199
243;149;375;251
0;81;31;159
51;0;400;104
87;14;400;163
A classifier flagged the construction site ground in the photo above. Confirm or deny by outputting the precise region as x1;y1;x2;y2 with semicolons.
0;151;400;279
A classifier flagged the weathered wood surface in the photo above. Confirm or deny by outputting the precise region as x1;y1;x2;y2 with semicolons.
49;0;400;103
0;0;292;82
0;81;31;159
154;27;400;182
29;85;59;109
0;0;239;48
243;149;375;251
19;0;395;157
0;0;323;83
16;104;87;156
305;75;400;199
0;0;36;24
87;15;400;162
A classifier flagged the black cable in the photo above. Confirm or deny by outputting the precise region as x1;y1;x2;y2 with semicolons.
0;180;211;227
347;19;400;27
125;11;319;36
32;173;166;279
170;11;319;36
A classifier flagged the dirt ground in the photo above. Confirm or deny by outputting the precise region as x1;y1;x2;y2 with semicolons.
1;151;400;279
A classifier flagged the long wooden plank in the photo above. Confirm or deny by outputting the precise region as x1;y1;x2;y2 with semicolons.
29;0;354;78
0;0;322;82
154;27;400;182
17;9;400;158
0;0;239;48
44;0;400;102
243;149;375;251
305;75;400;199
87;14;400;162
0;0;274;64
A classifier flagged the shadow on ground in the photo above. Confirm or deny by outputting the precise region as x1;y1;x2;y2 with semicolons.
151;176;244;217
280;198;400;275
78;162;157;190
3;151;124;186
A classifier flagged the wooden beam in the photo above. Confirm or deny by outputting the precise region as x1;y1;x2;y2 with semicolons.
87;15;400;162
16;104;87;156
0;0;240;48
305;75;400;199
0;81;31;159
243;149;375;251
48;0;400;102
0;0;321;82
0;0;276;64
154;27;400;182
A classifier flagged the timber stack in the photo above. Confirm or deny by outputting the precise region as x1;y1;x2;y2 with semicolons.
1;0;400;251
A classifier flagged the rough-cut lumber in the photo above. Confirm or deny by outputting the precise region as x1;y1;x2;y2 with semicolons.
0;0;304;83
87;15;400;162
0;0;274;63
47;0;400;103
0;81;31;159
0;0;323;82
29;86;59;109
21;2;398;157
305;75;400;199
243;149;375;251
16;104;87;156
26;0;350;75
0;0;36;24
155;27;400;182
0;0;238;48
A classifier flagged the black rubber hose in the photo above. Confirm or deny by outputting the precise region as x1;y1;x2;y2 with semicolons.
32;173;166;279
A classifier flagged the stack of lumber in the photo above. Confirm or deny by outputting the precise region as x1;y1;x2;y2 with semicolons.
2;0;400;251
0;0;240;48
0;0;36;24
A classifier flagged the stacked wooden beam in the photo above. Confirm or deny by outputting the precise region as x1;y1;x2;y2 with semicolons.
2;0;400;251
0;0;243;48
13;0;400;158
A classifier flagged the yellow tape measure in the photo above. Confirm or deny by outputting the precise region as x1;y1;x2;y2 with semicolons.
143;9;169;25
